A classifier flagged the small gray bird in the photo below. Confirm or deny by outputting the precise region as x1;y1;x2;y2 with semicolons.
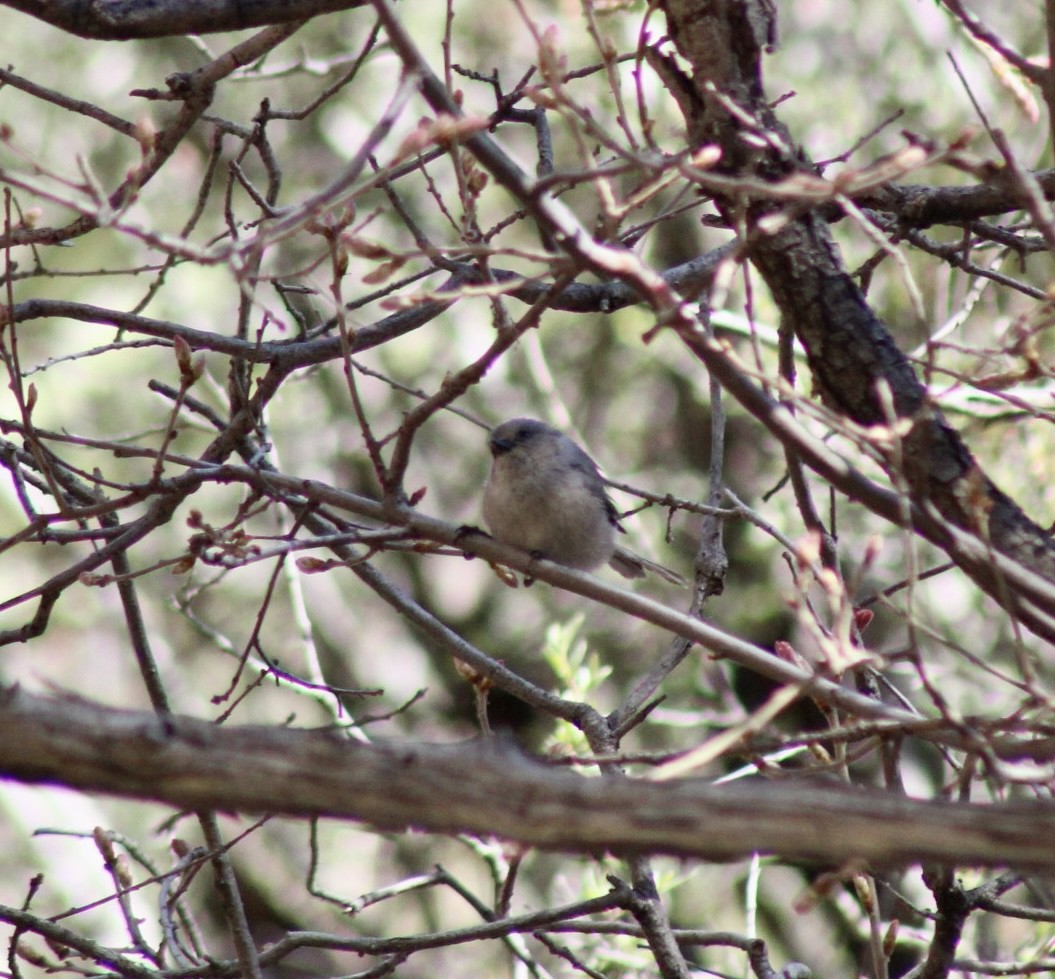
482;418;653;579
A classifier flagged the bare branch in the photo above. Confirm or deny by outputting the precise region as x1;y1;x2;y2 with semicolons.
1;0;368;39
4;686;1055;870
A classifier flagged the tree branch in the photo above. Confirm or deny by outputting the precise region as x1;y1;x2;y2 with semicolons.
3;686;1055;871
656;0;1055;609
2;687;1055;873
2;0;367;39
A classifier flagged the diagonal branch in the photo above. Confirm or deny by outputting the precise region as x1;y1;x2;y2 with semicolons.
654;0;1055;608
367;0;1055;638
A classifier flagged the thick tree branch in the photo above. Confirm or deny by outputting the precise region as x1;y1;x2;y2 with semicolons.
2;0;366;39
656;0;1055;596
857;173;1055;226
3;686;1055;871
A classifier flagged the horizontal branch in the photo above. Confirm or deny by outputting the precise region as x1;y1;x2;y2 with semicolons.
7;294;455;367
3;0;366;39
2;686;1055;871
856;172;1055;227
6;247;730;359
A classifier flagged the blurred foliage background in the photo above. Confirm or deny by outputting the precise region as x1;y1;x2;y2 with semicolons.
2;0;1055;976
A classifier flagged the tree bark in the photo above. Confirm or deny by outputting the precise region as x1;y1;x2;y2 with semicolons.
2;0;365;39
656;0;1055;599
3;686;1055;871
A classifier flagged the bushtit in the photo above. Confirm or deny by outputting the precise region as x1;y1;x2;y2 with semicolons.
483;418;681;582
